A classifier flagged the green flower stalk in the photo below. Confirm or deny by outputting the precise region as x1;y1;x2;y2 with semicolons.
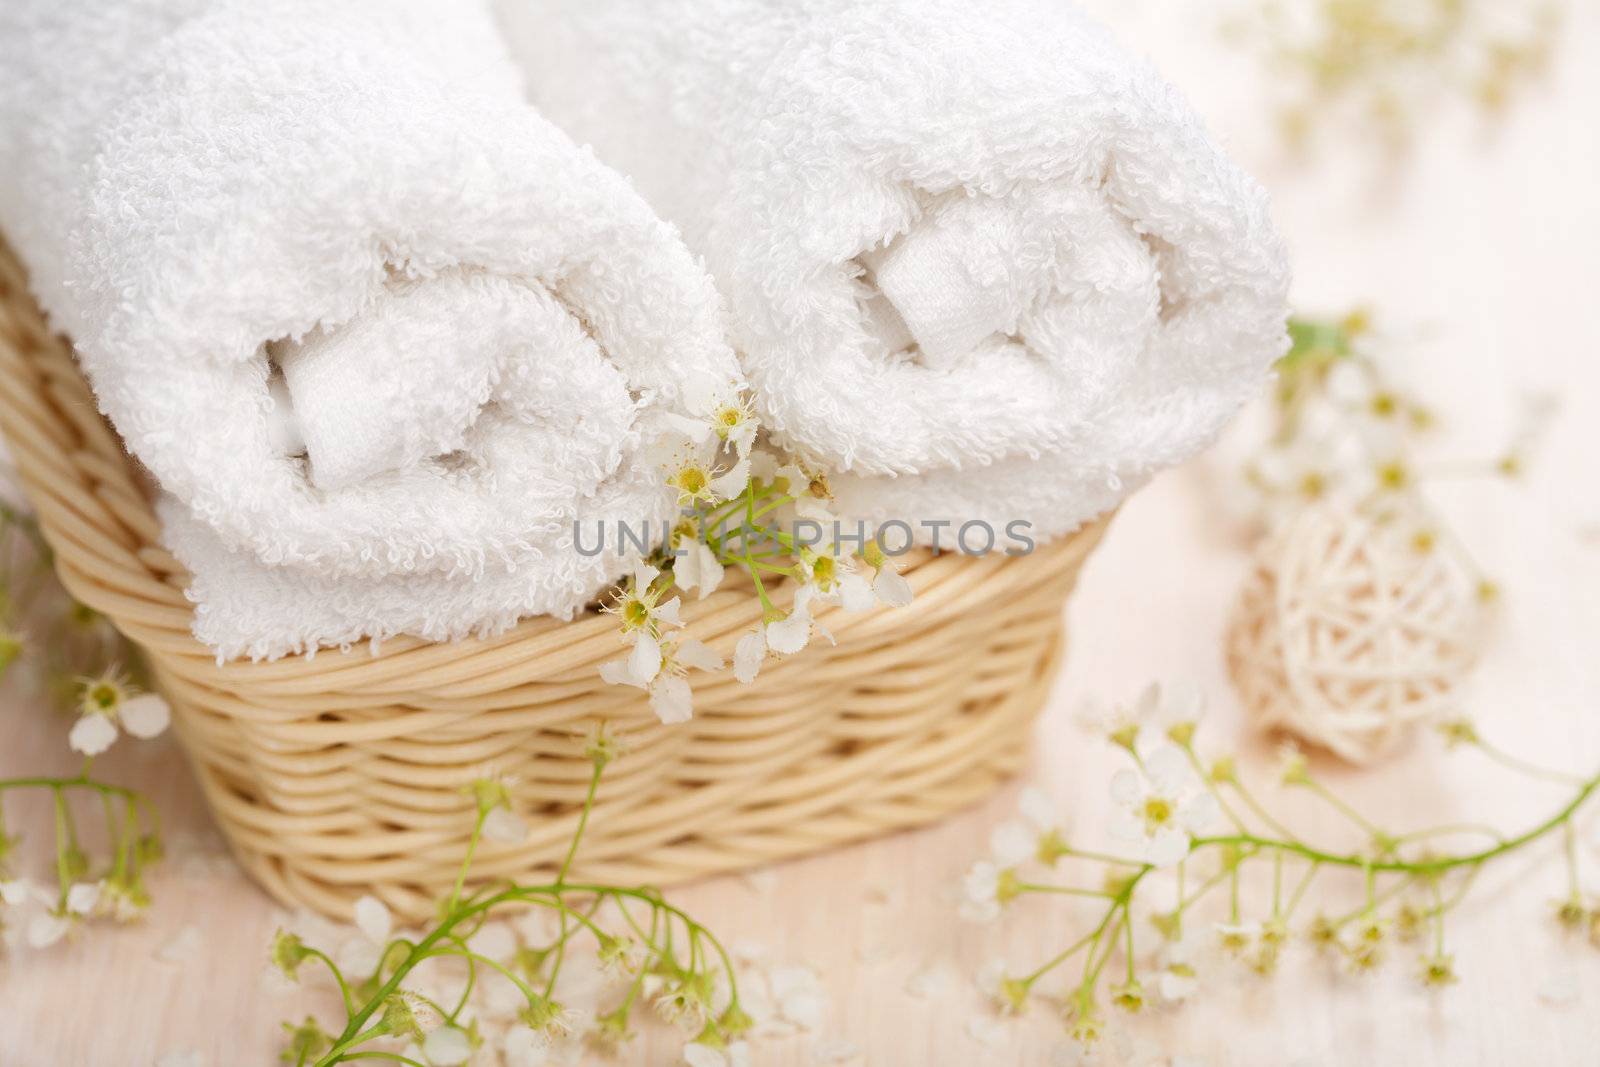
276;724;747;1066
967;686;1600;1050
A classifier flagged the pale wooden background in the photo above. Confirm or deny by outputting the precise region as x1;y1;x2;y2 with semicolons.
3;3;1599;1065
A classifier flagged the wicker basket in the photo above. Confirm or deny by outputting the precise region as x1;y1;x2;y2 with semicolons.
0;242;1112;921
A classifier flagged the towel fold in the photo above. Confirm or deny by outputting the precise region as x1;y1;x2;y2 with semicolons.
0;0;740;657
495;0;1291;540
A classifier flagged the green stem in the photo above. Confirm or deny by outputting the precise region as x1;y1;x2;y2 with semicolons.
1194;768;1600;874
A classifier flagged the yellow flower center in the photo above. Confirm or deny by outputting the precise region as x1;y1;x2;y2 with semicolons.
1142;796;1173;830
89;682;120;711
1377;461;1408;490
678;467;708;496
623;599;650;629
717;406;743;428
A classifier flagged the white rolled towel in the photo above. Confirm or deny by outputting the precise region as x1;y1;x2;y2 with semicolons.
495;0;1291;540
0;0;740;657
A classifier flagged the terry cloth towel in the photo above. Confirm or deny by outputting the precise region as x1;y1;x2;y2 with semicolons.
494;0;1291;540
0;0;740;658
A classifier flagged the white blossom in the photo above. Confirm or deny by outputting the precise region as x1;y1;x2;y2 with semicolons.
1107;745;1218;867
959;861;1006;923
68;676;170;757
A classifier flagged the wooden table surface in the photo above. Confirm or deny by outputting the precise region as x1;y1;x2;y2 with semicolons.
4;4;1599;1065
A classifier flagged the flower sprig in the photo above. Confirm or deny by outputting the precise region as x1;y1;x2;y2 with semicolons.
273;724;751;1066
0;499;167;955
1248;311;1550;599
599;380;913;722
1227;0;1561;155
963;684;1600;1053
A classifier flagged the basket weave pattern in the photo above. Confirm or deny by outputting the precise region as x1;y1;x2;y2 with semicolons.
0;244;1110;920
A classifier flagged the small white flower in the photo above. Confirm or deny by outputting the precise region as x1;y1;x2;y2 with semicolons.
0;878;42;908
68;675;170;756
1214;919;1262;955
422;1026;473;1066
667;373;759;459
959;861;1010;923
975;958;1008;1001
601;632;718;725
650;434;751;507
988;821;1036;868
1017;786;1057;832
65;881;102;916
1107;745;1218;867
26;911;71;948
775;462;837;524
1078;693;1148;753
731;588;836;686
1156;935;1201;1003
989;785;1063;867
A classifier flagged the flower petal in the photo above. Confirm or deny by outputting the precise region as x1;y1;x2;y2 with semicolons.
1017;787;1055;833
628;631;664;685
733;631;766;683
763;613;811;656
599;658;643;688
1145;828;1190;868
422;1026;473;1067
1180;792;1221;835
65;881;101;916
632;563;662;593
1144;745;1193;794
872;568;914;608
989;822;1034;868
68;714;118;757
119;693;171;740
27;912;69;949
651;597;683;628
1106;806;1143;844
1108;767;1142;806
661;411;714;443
650;675;694;725
353;895;392;945
837;572;875;613
675;638;723;673
710;457;750;502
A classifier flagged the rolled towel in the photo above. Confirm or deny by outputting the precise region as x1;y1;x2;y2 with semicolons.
494;0;1291;539
0;0;740;657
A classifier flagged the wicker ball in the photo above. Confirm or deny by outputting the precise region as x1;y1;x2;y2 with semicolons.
1226;500;1491;763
